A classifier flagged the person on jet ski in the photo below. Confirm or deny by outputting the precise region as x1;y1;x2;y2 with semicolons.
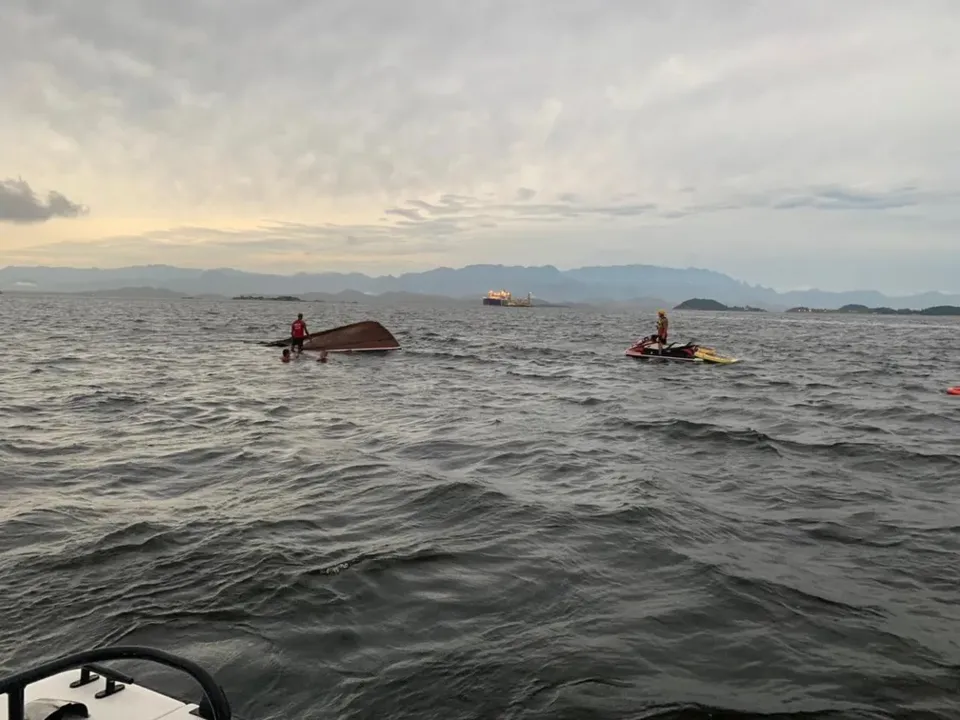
653;309;668;348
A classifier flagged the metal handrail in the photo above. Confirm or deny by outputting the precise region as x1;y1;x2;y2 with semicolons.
0;645;232;720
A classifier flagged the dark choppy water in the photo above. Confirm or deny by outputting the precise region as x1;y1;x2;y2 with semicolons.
1;294;959;720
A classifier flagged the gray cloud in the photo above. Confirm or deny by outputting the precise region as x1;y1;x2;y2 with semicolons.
384;207;424;222
2;1;960;290
768;185;928;211
8;0;957;204
370;183;933;231
0;178;88;223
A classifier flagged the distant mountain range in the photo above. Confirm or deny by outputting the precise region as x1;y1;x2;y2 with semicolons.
1;263;958;310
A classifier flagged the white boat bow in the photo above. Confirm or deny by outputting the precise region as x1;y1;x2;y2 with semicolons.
0;645;234;720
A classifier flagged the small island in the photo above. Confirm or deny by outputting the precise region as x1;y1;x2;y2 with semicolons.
673;298;767;312
786;304;960;316
233;294;303;302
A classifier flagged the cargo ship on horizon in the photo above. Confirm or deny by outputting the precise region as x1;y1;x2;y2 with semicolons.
482;289;532;307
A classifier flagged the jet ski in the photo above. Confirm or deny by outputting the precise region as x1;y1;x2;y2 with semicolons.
625;336;738;364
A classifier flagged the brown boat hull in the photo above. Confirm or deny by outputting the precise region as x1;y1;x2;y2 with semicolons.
264;320;401;352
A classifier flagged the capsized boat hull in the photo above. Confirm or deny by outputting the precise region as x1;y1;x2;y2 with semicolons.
263;320;401;352
625;339;738;364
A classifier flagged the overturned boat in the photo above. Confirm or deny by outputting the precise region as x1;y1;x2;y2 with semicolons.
0;643;235;720
263;320;400;353
625;336;738;365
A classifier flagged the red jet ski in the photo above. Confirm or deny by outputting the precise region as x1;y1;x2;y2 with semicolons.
624;336;738;364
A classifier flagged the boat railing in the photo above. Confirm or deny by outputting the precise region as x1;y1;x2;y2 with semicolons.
0;645;232;720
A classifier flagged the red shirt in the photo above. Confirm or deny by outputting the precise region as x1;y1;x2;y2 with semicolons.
291;319;307;338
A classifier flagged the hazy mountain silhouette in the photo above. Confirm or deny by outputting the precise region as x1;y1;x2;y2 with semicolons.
1;263;957;310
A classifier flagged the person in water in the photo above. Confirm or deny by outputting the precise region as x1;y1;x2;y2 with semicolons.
283;347;326;363
290;313;308;354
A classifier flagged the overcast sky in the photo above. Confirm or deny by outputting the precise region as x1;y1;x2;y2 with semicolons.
2;1;959;292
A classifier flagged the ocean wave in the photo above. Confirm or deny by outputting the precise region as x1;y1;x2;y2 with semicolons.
0;298;958;718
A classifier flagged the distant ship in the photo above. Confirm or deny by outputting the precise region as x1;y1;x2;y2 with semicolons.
482;289;532;307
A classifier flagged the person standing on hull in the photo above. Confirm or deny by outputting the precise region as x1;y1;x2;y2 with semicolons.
290;313;308;354
654;309;669;354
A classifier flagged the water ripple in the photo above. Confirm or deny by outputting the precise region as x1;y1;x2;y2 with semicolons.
1;295;959;719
